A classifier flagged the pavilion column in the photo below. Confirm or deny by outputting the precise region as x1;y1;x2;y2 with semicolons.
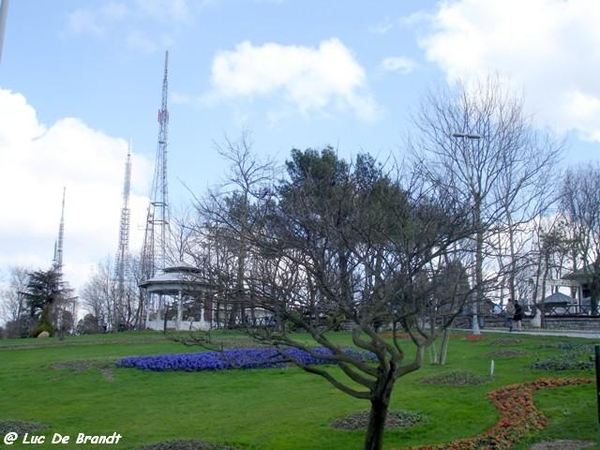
177;290;183;330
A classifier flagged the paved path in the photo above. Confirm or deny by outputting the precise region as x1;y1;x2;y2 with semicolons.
480;327;600;340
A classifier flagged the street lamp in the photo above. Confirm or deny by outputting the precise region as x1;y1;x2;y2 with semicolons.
452;131;482;335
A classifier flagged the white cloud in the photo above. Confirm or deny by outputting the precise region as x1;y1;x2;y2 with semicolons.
66;0;191;52
101;2;130;21
368;16;395;35
67;9;105;37
171;91;193;104
380;56;417;75
126;30;159;55
133;0;191;24
204;38;382;122
0;89;150;294
418;0;600;140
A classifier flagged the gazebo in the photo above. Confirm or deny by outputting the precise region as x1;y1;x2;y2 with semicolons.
139;264;214;331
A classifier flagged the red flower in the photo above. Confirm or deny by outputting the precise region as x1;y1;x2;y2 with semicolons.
399;377;593;450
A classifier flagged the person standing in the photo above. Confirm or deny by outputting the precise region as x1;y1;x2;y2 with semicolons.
505;298;515;331
513;300;523;331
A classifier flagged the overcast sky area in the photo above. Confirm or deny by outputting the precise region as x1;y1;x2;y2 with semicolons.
1;0;600;296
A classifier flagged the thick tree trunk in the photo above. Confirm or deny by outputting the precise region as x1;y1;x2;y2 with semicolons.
364;396;390;450
364;372;395;450
472;196;483;335
438;327;450;365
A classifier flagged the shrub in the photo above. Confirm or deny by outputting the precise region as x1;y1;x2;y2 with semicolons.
531;344;594;371
30;321;53;338
531;356;594;371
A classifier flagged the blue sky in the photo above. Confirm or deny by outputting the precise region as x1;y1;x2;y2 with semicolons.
1;0;600;294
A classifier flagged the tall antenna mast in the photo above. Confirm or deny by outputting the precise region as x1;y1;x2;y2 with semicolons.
114;143;132;327
53;187;66;274
0;0;9;64
141;51;171;283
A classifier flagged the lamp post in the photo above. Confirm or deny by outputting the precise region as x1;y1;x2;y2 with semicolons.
452;131;482;335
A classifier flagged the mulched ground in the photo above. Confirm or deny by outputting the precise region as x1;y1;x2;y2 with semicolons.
136;440;239;450
530;440;595;450
420;370;491;386
330;410;423;430
49;359;116;381
0;420;46;435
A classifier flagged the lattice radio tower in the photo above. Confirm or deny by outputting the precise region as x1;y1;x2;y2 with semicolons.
52;187;66;275
141;51;171;289
114;143;132;327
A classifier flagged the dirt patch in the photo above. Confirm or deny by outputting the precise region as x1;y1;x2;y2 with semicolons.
0;420;46;435
49;359;116;381
420;370;491;386
486;348;531;358
490;338;522;346
530;440;595;450
136;439;239;450
331;410;423;430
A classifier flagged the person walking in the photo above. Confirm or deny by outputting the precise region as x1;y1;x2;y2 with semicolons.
513;300;523;331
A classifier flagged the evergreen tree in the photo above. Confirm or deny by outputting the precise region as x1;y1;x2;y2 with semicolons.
22;268;73;337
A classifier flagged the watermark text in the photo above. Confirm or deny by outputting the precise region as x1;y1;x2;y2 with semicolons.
3;431;122;445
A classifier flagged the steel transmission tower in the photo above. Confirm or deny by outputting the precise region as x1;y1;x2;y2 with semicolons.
0;0;9;64
141;51;171;297
114;143;132;328
52;187;66;274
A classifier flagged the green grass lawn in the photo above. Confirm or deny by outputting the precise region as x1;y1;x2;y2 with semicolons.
1;331;599;449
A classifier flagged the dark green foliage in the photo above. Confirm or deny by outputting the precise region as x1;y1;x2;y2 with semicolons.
21;268;73;337
531;356;594;371
76;313;103;335
531;343;594;371
30;320;54;338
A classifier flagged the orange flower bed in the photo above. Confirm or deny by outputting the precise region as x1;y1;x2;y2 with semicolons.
379;332;484;341
401;377;593;450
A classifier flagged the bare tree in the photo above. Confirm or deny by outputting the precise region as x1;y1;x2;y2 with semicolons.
0;266;31;337
411;76;562;332
79;258;114;330
191;145;482;450
193;131;277;328
559;163;600;313
80;256;143;331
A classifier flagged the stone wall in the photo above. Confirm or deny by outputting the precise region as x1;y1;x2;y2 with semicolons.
539;316;600;330
456;314;600;331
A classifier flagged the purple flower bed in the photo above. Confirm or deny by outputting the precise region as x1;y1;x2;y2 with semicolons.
116;347;376;372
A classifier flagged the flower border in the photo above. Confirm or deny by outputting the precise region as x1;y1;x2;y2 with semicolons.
404;377;593;450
